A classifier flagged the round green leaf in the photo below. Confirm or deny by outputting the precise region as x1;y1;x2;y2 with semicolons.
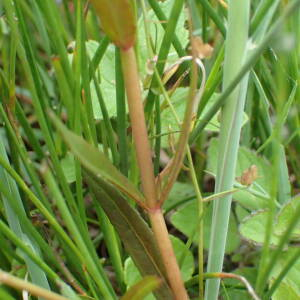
171;201;240;253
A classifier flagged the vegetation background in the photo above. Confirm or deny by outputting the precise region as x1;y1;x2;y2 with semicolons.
0;0;299;299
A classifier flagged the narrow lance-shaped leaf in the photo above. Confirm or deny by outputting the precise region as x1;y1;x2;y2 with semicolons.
90;0;136;50
50;114;173;299
85;173;172;299
50;112;145;205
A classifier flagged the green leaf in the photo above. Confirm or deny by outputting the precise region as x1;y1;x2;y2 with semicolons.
160;92;248;148
170;201;240;254
221;268;256;300
0;287;15;300
59;282;82;300
51;112;144;204
61;152;75;183
169;235;194;282
239;196;300;246
275;197;300;241
137;0;188;75
87;42;120;120
85;173;172;299
223;267;257;288
201;94;248;133
51;114;172;299
124;258;147;292
160;88;188;148
72;0;190;121
68;41;121;120
239;211;280;246
0;138;50;293
207;138;272;210
272;282;299;300
277;145;291;204
90;0;136;50
163;181;195;212
82;2;190;120
121;276;161;300
270;248;300;299
221;289;252;300
123;235;193;299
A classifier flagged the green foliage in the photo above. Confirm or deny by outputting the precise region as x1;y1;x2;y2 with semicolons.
124;235;194;299
159;90;247;147
121;276;161;300
163;181;195;212
52;114;172;299
0;0;299;299
51;113;144;203
240;196;300;246
207;137;272;211
270;248;300;300
171;201;240;254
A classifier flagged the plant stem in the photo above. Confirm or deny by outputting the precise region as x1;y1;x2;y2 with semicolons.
149;208;188;300
0;270;68;300
120;47;188;300
159;55;200;204
186;273;260;300
186;150;204;299
120;48;157;208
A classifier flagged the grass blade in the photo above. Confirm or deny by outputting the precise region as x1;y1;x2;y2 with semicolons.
0;140;50;295
204;1;250;299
